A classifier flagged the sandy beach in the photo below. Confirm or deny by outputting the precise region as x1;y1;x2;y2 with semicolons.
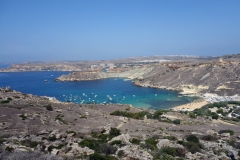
173;99;209;111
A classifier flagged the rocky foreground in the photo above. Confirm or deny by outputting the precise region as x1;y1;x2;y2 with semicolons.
0;89;240;159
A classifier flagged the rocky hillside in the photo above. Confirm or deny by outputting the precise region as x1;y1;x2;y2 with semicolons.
55;66;154;81
1;89;240;159
133;60;240;96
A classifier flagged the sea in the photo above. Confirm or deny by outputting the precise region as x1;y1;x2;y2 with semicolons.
0;70;197;110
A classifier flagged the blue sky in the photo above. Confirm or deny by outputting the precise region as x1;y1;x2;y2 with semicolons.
0;0;240;62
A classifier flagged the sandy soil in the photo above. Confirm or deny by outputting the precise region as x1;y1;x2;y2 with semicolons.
172;99;209;111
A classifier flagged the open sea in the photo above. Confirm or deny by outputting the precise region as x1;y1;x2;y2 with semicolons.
0;71;197;110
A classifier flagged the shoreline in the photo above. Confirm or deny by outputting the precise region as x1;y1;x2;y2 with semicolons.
1;71;240;111
172;99;208;111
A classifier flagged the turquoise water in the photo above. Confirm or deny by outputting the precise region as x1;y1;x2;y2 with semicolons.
0;71;196;110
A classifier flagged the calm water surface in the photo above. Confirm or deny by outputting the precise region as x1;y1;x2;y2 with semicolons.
0;71;197;110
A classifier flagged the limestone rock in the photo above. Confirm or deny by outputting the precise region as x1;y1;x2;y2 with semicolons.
156;139;170;149
118;144;152;160
156;139;184;150
51;148;59;155
186;152;208;160
65;143;94;157
206;130;218;136
109;133;131;144
220;133;230;138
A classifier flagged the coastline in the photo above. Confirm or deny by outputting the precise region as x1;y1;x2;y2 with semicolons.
172;99;208;111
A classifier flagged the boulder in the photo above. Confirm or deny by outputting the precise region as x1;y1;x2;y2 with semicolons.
156;139;170;149
157;139;184;150
206;130;218;136
109;133;131;144
220;133;230;138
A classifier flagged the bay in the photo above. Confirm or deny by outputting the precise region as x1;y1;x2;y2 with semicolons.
0;71;197;110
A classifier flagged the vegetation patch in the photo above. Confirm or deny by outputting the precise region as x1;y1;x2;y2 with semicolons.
0;100;10;104
164;136;177;141
145;137;158;148
173;119;181;125
130;138;141;145
181;135;203;153
218;129;235;135
45;104;53;111
55;114;68;125
117;150;125;158
89;153;118;160
19;114;27;120
201;135;218;141
110;110;150;120
193;107;219;119
20;140;42;148
79;139;117;155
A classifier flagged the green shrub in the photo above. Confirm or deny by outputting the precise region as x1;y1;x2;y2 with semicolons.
109;128;121;138
110;110;150;120
201;135;218;141
79;139;117;155
218;130;235;135
99;143;117;155
161;146;176;156
7;97;12;101
110;140;122;145
19;114;27;120
55;114;68;125
193;107;211;117
165;136;177;141
140;143;155;150
153;110;167;119
45;104;53;111
117;150;125;158
216;108;224;114
0;100;10;104
189;112;197;118
173;119;181;125
89;153;118;160
175;147;187;157
20;140;41;148
211;112;219;119
5;146;14;152
159;154;175;160
186;135;199;143
130;138;141;145
183;141;203;153
0;137;5;144
145;138;158;148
